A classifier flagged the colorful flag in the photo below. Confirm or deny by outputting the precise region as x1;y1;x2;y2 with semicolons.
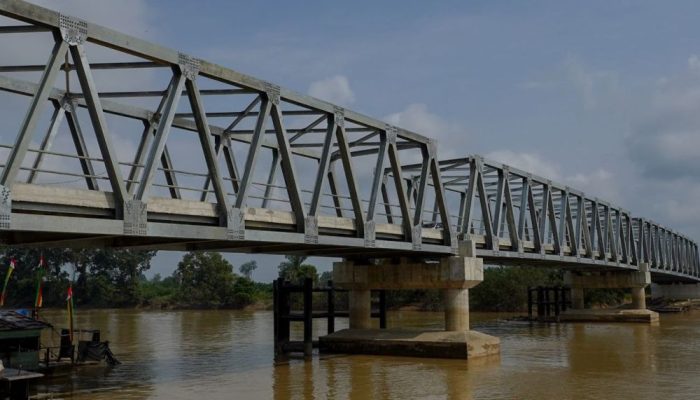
0;259;15;306
34;256;46;309
66;285;74;342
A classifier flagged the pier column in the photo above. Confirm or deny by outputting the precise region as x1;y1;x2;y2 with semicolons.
571;287;585;310
562;263;657;323
321;240;500;359
444;288;469;331
349;289;371;329
631;287;646;309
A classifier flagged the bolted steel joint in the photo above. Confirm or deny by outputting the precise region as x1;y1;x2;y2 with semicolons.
178;53;200;80
0;185;10;230
227;207;246;240
123;200;148;236
59;14;87;45
333;106;345;128
304;216;319;245
384;125;398;145
364;220;376;248
427;140;438;159
263;82;281;105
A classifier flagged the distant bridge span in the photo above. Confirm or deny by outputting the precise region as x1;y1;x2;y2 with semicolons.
0;0;696;284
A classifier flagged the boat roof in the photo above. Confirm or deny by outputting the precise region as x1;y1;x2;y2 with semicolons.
0;310;51;331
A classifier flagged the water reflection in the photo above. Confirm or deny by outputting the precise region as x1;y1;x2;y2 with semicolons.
29;309;700;399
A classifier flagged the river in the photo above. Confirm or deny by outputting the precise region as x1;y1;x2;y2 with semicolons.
32;309;700;399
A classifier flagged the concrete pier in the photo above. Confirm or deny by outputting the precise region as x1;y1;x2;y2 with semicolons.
561;263;658;323
320;241;500;359
444;288;470;331
349;289;372;329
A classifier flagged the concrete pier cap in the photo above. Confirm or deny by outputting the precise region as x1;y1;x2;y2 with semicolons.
321;240;500;359
561;263;658;324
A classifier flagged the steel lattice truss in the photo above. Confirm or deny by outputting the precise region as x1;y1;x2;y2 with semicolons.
0;0;696;282
399;157;700;282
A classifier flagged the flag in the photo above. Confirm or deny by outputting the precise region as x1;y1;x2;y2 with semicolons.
34;256;46;309
0;259;15;306
66;285;74;342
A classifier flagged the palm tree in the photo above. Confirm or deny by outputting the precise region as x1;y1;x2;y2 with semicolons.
277;255;317;284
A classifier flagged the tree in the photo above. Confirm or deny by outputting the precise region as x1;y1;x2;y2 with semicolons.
175;251;236;307
87;249;156;306
318;271;333;285
277;255;317;284
0;248;72;307
239;260;257;280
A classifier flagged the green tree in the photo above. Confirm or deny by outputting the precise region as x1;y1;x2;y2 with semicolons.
0;248;72;307
470;266;563;311
239;260;257;280
318;271;333;286
277;255;317;284
86;249;156;306
175;251;236;307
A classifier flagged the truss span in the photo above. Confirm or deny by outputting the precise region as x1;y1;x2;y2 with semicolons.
0;0;696;282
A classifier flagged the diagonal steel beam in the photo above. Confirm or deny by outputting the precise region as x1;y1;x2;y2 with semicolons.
269;102;306;227
261;151;279;209
235;97;271;208
334;120;364;230
27;99;66;184
2;36;68;187
64;100;99;190
186;78;230;221
69;44;128;207
308;115;335;216
135;68;185;200
412;145;430;228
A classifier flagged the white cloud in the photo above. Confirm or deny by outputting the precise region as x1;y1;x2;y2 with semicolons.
307;75;355;106
689;54;700;73
627;57;700;181
566;169;621;203
485;150;622;204
485;150;561;180
564;56;619;109
384;103;465;158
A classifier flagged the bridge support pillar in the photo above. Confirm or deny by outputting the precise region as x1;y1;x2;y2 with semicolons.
571;287;585;310
349;289;372;329
319;240;500;359
561;263;658;323
631;286;646;310
444;288;469;331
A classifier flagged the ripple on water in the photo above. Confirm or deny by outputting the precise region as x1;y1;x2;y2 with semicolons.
33;309;700;399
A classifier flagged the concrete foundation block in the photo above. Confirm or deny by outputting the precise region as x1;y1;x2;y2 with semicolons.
560;309;659;324
319;329;500;359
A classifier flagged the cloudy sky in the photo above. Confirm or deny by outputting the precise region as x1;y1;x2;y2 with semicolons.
15;0;700;280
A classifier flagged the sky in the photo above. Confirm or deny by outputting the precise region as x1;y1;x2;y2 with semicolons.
7;0;700;281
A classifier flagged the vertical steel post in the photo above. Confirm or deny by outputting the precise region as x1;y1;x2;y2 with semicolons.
379;290;387;329
327;280;335;334
303;277;313;357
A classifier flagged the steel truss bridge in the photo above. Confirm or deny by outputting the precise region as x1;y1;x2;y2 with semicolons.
0;0;696;283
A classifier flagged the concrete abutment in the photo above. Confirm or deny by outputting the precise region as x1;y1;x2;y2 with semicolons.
319;241;500;359
561;263;658;323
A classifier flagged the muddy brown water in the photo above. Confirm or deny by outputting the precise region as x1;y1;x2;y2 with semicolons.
31;309;700;399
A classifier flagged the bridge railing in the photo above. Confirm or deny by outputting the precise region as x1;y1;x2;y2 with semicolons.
397;155;699;280
0;0;455;256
